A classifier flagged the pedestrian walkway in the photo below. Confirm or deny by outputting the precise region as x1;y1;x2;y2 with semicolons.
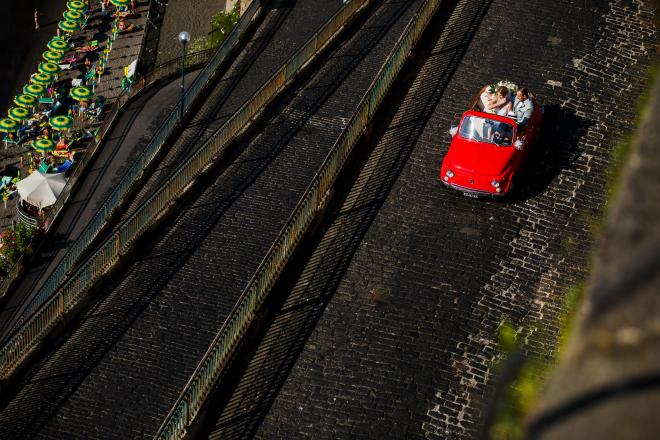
93;1;149;100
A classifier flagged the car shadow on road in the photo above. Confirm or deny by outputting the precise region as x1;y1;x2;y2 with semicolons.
510;103;592;202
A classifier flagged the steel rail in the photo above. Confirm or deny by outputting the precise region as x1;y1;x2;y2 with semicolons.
153;0;444;438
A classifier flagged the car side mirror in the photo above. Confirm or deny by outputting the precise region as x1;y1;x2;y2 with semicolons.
514;139;523;150
449;126;458;138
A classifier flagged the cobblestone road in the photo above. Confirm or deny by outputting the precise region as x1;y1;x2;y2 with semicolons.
532;64;660;440
0;0;424;438
199;1;658;439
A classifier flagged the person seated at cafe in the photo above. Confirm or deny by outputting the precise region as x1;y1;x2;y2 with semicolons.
56;136;69;150
116;8;131;19
27;121;40;138
48;100;62;116
118;19;138;33
77;41;99;53
17;125;28;138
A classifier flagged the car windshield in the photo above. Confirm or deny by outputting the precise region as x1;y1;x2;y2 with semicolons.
459;115;514;146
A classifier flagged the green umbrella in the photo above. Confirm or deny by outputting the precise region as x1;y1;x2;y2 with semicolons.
111;0;131;6
42;50;65;63
14;94;37;108
70;86;93;101
30;73;54;85
8;107;33;121
67;1;86;11
31;139;56;153
24;84;46;97
58;20;79;33
63;10;84;21
47;38;70;52
0;118;19;133
49;115;73;131
38;62;61;75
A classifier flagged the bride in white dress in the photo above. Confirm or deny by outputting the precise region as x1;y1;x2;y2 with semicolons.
487;86;513;115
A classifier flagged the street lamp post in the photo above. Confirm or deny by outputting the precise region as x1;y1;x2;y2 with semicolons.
178;31;191;123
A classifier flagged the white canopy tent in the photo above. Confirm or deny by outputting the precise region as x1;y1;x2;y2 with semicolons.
17;171;67;209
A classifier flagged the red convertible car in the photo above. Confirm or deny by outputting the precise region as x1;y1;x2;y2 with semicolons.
439;85;542;197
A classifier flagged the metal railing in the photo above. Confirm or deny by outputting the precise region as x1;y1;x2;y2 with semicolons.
3;0;262;325
16;202;40;230
0;0;371;381
154;0;442;438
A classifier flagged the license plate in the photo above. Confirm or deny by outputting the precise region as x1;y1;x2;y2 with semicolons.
462;192;479;199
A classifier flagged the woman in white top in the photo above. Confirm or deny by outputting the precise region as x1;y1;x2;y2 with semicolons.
487;86;513;115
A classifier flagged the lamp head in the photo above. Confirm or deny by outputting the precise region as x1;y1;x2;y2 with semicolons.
178;31;191;45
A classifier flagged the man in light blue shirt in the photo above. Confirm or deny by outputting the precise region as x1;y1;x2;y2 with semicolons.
513;87;534;129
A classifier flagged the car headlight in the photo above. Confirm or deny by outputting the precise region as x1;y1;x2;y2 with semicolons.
445;169;454;178
491;179;500;188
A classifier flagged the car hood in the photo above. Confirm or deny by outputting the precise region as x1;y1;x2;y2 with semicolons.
445;137;517;176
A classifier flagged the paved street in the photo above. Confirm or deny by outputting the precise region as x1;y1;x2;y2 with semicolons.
198;1;658;439
0;1;656;439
